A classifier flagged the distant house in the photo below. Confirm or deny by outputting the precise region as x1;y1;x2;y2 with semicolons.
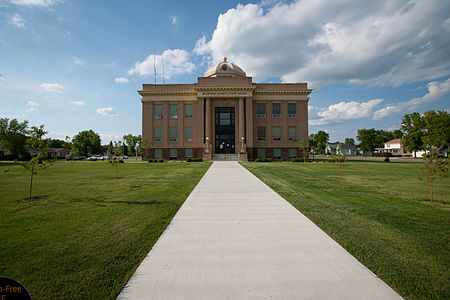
326;143;358;155
379;139;410;156
43;148;70;159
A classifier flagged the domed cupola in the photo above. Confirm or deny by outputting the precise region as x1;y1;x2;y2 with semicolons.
203;57;246;78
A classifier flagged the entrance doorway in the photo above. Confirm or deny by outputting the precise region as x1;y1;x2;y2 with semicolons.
215;107;235;154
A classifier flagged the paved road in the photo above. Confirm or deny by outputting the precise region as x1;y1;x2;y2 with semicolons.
117;162;402;300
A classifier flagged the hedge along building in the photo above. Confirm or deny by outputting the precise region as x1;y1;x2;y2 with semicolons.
139;58;312;161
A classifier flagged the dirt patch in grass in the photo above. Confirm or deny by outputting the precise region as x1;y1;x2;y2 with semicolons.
17;196;47;203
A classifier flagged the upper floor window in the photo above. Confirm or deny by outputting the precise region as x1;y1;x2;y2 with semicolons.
154;104;162;119
169;127;178;142
184;127;193;142
272;126;281;141
169;104;178;119
184;104;193;118
288;126;297;141
288;103;296;118
272;103;281;118
154;127;162;142
257;103;266;118
257;126;266;141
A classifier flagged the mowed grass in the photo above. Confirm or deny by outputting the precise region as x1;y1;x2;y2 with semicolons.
0;161;211;299
241;160;450;300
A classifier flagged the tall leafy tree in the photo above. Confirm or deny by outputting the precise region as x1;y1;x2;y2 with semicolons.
0;118;29;157
72;130;101;156
311;131;329;153
123;134;142;156
401;112;424;157
422;110;450;152
344;138;355;145
356;128;380;153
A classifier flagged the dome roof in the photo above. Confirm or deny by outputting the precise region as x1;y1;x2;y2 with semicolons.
203;57;246;78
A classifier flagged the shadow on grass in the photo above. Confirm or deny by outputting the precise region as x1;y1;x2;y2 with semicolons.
102;200;162;206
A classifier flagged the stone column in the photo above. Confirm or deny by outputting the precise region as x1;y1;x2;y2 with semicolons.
205;98;211;143
239;97;245;152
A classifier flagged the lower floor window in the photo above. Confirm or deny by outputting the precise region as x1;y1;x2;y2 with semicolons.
170;149;178;160
273;148;281;160
289;148;297;158
185;148;193;158
154;148;162;159
257;148;266;158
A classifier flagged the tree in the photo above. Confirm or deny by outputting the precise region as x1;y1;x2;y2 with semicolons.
123;134;142;156
332;143;347;178
422;110;450;153
392;129;403;139
72;130;101;156
356;128;388;154
108;141;123;179
311;131;329;153
344;138;355;145
423;151;448;202
0;118;29;158
45;138;71;149
401;112;424;157
298;138;309;163
17;125;54;199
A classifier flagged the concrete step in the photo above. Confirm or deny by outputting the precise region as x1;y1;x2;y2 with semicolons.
212;154;238;161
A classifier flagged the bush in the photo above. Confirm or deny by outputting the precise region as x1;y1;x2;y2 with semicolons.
119;159;124;163
147;159;153;163
159;159;165;163
186;158;192;162
384;156;390;162
255;158;272;162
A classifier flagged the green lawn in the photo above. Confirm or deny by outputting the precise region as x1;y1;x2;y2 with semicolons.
0;161;211;299
241;160;449;300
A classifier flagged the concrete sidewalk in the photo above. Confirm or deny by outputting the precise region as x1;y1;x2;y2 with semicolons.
118;162;402;300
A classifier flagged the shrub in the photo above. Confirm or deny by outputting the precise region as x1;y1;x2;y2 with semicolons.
186;158;192;162
384;157;390;162
147;159;153;163
159;159;165;163
119;159;124;163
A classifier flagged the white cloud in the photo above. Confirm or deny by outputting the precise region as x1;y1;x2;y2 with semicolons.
9;13;25;28
128;49;195;80
73;57;86;66
373;78;450;119
170;15;178;25
114;77;129;83
96;107;118;117
27;100;39;106
309;99;383;126
8;0;60;7
196;0;450;88
25;100;39;112
69;100;86;107
40;83;66;93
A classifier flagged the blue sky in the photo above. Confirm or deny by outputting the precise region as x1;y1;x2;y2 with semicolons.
1;0;449;144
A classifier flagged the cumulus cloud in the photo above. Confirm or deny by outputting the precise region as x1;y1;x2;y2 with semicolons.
309;99;383;126
196;0;450;88
27;100;39;106
9;13;25;28
8;0;59;7
373;78;450;120
96;107;118;117
40;83;66;93
170;15;178;25
69;100;86;107
128;49;195;80
114;77;129;83
73;57;86;66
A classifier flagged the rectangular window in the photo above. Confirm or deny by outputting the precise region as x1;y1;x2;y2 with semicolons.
273;148;281;160
257;126;266;141
184;127;193;142
288;103;296;118
154;148;162;159
154;104;162;119
272;103;281;118
169;148;177;160
169;104;178;119
154;127;162;142
257;148;266;158
257;103;266;117
289;148;297;158
272;126;281;141
169;127;178;142
185;148;193;158
184;104;193;118
288;126;297;141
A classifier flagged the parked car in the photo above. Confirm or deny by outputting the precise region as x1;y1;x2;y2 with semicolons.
88;154;102;161
65;154;85;161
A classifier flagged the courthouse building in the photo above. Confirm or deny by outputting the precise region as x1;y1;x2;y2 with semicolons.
139;58;312;160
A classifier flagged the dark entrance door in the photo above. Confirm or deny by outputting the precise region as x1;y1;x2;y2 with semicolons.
215;107;235;154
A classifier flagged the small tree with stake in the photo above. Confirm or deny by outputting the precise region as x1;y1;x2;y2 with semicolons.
299;138;309;163
17;125;54;199
423;149;448;202
332;143;347;178
108;141;123;179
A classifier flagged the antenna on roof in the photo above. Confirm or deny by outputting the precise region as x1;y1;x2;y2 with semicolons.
153;42;157;84
162;55;166;84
